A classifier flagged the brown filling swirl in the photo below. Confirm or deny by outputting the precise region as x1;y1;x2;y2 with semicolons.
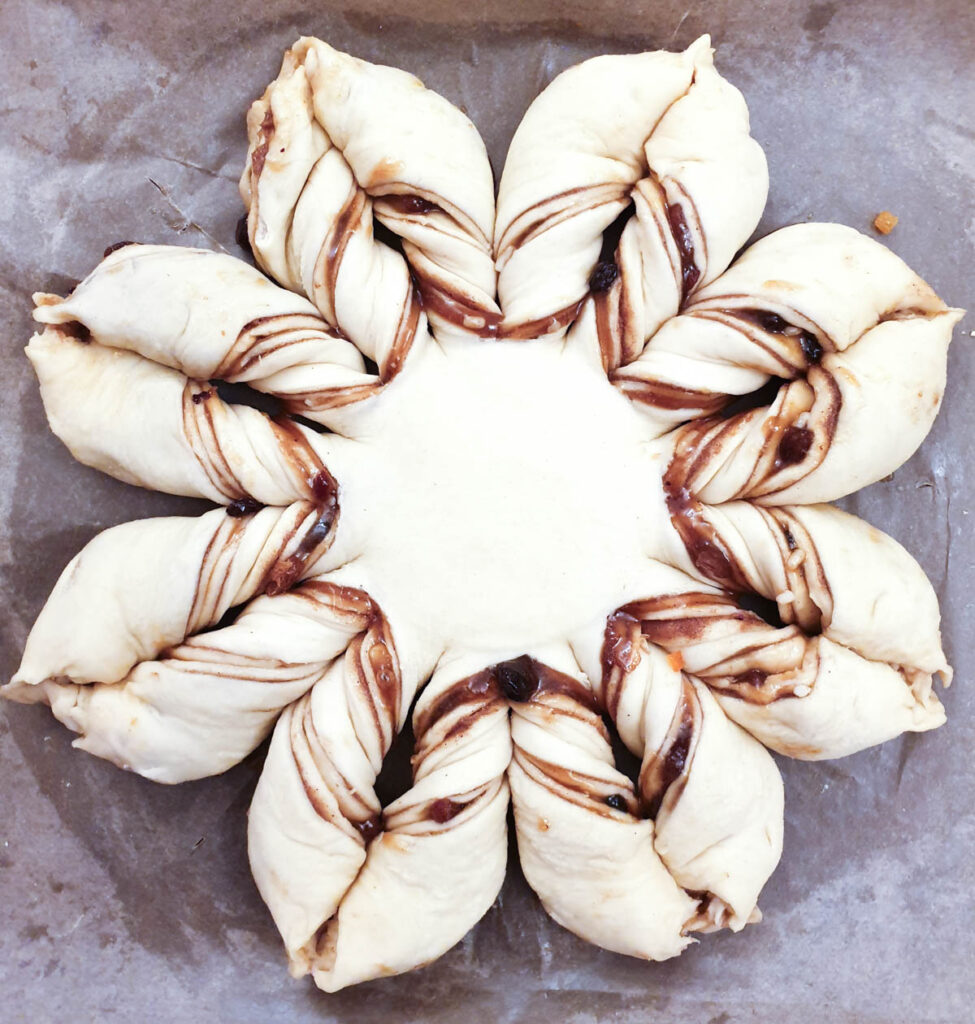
184;503;336;633
660;368;843;595
617;593;816;706
288;589;399;846
181;382;339;512
640;678;702;820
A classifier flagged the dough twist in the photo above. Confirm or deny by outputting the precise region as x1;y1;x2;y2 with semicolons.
496;36;767;340
250;644;511;990
241;37;501;359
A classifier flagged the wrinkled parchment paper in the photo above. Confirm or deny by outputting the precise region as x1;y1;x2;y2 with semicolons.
1;1;973;1021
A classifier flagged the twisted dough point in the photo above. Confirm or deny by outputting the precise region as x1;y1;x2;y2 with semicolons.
659;500;949;673
6;502;337;694
495;35;767;338
3;581;372;784
504;651;697;959
617;591;945;760
249;647;510;991
28;326;339;506
563;627;783;935
649;497;949;759
33;245;378;426
241;37;500;360
625;226;962;497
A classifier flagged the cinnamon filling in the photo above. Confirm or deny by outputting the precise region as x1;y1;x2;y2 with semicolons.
666;201;700;300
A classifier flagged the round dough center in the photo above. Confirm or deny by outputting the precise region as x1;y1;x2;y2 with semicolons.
333;338;662;661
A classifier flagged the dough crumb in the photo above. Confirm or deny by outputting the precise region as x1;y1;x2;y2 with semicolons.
873;210;899;234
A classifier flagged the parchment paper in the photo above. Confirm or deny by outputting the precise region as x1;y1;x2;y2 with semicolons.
1;1;973;1021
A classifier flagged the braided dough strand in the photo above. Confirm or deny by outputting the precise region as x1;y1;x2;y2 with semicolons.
249;646;510;991
32;245;379;427
28;326;345;506
505;650;697;959
658;499;950;675
619;591;945;760
6;503;338;692
3;581;373;783
495;36;767;340
569;609;784;934
620;225;961;475
241;38;500;358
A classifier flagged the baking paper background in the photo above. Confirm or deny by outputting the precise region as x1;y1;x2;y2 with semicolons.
1;1;973;1021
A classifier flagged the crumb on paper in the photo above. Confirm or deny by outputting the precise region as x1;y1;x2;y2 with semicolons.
873;210;898;234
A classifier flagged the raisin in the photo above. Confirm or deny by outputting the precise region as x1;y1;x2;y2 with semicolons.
778;426;814;466
756;311;788;333
799;332;824;363
226;497;262;518
311;469;335;503
355;815;382;843
429;798;465;823
588;260;619;293
494;656;539;703
739;668;767;688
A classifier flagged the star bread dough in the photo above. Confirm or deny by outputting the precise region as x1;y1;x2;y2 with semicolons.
5;35;962;992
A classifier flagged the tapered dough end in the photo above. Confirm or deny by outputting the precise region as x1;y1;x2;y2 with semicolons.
717;636;946;760
1;677;46;704
764;307;963;505
652;681;784;931
26;327;221;500
11;680;205;784
310;784;509;992
291;35;496;241
684;34;713;62
790;503;951;676
248;705;366;970
509;758;696;961
32;290;67;313
8;516;212;691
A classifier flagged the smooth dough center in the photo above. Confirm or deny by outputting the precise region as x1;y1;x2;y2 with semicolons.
330;337;663;663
